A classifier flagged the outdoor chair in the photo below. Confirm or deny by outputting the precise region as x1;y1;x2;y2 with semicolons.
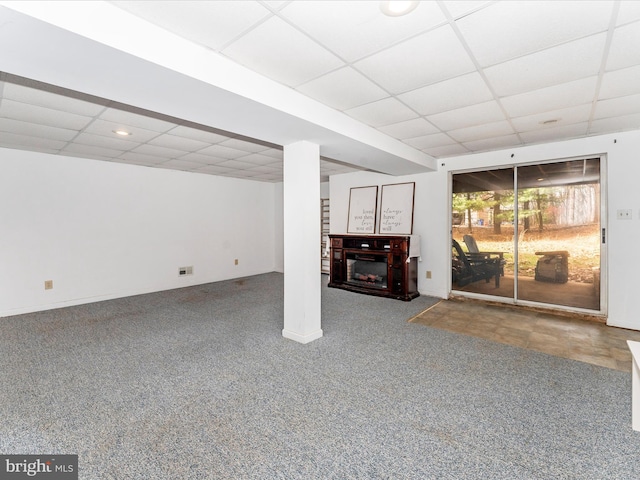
452;239;503;288
463;234;506;276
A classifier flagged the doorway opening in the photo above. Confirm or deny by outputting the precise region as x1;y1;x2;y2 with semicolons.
451;157;604;314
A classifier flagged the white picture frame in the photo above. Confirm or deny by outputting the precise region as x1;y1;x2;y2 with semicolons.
379;182;415;234
347;186;378;234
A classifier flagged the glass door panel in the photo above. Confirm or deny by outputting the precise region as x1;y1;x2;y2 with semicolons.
451;167;514;299
516;159;601;310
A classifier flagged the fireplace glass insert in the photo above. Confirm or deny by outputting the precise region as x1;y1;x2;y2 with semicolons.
346;253;388;289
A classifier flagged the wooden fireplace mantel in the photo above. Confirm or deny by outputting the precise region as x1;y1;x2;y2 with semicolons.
328;234;419;301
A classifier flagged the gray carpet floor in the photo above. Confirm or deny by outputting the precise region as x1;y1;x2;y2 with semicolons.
1;272;639;479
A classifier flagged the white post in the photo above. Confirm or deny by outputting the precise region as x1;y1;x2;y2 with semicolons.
282;141;323;344
628;340;640;431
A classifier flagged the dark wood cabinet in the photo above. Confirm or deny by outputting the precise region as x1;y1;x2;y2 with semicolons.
328;234;419;301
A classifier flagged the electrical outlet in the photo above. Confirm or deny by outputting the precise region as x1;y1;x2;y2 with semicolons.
234;259;239;265
44;280;53;290
617;209;632;220
179;266;193;276
426;271;432;279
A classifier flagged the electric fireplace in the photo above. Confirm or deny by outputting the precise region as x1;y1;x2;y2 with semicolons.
328;234;419;301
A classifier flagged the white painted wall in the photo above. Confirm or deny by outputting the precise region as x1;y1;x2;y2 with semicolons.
330;130;640;331
274;182;284;273
0;148;280;317
320;181;330;199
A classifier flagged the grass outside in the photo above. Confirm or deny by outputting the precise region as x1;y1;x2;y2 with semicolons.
453;223;600;283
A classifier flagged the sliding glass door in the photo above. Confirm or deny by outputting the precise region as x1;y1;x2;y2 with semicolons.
452;167;514;300
452;158;603;313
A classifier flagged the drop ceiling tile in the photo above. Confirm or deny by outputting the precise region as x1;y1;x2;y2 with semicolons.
484;33;607;97
345;97;418;128
422;143;470;158
236;153;279;165
511;104;593;133
99;108;177;133
260;148;283;159
457;1;612;67
130;144;188;159
263;2;288;10
427;101;505;131
193;164;238;175
166;125;230;144
501;77;598;118
2;82;106;116
251;171;281;179
589;113;640;134
149;134;210;152
215;159;260;170
0;133;66;151
119;151;167;165
448;120;514;143
72;132;139;151
84;119;161;143
519;123;589;143
463;134;521;152
154;159;205;171
280;0;447;63
222;16;344;87
218;138;271;153
178;152;229;165
198;144;250;159
111;1;271;50
244;165;282;174
251;174;281;183
441;1;493;19
606;21;640;71
62;143;123;158
594;93;640;119
218;170;262;179
296;67;388;111
0;118;76;141
354;25;475;94
599;65;640;99
377;118;439;139
404;133;456;149
398;72;494;116
618;1;640;25
0;99;93;130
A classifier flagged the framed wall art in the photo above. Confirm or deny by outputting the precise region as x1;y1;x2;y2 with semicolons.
379;182;415;234
347;186;378;234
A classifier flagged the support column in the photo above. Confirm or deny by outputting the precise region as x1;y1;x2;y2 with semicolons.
282;141;323;344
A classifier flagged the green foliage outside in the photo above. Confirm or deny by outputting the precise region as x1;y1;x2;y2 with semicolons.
452;184;600;283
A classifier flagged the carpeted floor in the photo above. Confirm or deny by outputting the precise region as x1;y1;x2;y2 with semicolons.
1;272;639;479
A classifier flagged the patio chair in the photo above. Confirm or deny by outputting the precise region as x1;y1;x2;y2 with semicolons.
463;234;506;275
452;239;503;288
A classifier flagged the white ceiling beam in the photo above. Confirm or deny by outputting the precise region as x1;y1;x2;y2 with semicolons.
0;2;436;176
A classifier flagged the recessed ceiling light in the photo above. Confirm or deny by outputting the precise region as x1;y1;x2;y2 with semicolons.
113;129;132;136
537;177;545;182
380;1;419;17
